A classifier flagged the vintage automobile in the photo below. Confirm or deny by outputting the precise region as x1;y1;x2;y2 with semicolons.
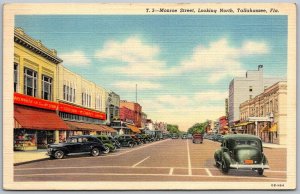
117;135;136;148
214;134;269;175
171;133;179;139
135;134;148;144
181;134;187;139
192;133;203;144
130;135;143;145
107;136;121;148
94;135;116;153
47;135;109;159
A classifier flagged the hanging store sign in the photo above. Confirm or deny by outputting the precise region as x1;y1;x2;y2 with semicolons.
14;93;58;110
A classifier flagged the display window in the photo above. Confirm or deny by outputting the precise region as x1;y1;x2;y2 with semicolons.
37;131;55;149
14;129;37;151
59;131;66;143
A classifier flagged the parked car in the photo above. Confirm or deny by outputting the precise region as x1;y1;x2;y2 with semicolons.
47;135;109;159
107;136;121;149
117;135;136;148
94;135;116;153
187;134;193;139
213;134;223;142
135;134;147;144
214;134;269;175
192;133;203;144
130;135;143;145
142;134;154;143
181;134;187;139
171;133;179;139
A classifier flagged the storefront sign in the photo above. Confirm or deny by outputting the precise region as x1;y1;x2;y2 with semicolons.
14;93;106;120
14;93;58;110
59;102;106;120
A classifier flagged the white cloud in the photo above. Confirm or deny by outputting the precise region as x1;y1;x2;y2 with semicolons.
139;91;227;131
60;51;91;67
111;81;162;90
95;37;170;77
174;38;270;83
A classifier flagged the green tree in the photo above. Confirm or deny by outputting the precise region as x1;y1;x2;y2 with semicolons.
187;122;207;135
167;124;180;134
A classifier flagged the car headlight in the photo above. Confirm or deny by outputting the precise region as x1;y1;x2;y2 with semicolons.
48;148;53;151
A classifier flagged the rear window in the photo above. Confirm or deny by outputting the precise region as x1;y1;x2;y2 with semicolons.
235;140;260;147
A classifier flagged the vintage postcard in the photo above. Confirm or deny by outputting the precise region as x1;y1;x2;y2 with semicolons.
3;3;296;190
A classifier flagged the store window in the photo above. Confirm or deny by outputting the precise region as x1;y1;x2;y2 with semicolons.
14;63;19;92
42;75;52;100
24;68;38;97
14;129;37;151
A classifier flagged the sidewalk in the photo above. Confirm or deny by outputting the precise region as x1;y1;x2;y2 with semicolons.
14;149;49;165
263;143;286;149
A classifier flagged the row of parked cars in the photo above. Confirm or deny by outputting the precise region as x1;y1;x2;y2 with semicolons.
47;134;162;159
204;133;223;142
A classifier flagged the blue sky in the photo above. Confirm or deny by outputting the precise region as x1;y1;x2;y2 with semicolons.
16;15;287;130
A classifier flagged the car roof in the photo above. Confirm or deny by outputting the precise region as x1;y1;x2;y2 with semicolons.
69;135;95;138
223;134;261;141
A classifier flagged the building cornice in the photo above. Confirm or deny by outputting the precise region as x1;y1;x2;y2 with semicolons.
14;27;63;64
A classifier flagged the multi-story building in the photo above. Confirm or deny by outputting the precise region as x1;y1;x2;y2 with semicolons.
119;106;135;123
141;112;147;128
13;28;117;151
106;90;120;124
120;100;142;128
239;81;287;144
228;65;285;126
56;65;116;139
218;116;228;134
13;27;69;150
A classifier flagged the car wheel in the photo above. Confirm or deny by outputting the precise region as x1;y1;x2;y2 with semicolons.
91;148;100;157
54;150;64;159
102;146;110;154
129;143;133;148
112;146;117;152
221;159;229;173
215;160;220;168
257;168;264;175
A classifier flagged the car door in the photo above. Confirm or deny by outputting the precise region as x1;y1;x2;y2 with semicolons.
67;137;82;153
81;137;93;152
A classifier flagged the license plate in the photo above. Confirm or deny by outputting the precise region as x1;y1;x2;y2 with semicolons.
244;159;253;164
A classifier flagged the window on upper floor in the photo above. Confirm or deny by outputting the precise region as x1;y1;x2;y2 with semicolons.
63;82;75;103
42;75;52;100
24;68;37;97
249;86;253;92
14;63;19;92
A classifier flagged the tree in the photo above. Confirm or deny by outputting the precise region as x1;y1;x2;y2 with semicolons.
167;124;180;134
187;122;207;135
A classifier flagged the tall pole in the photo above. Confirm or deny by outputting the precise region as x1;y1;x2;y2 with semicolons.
136;84;137;103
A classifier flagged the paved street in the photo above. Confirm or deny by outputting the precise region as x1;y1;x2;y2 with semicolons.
14;139;286;182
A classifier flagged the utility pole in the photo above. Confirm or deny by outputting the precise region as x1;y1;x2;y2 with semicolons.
136;84;137;103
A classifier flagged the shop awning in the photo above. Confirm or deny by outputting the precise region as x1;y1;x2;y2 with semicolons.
100;125;117;133
14;104;69;130
126;124;141;133
269;124;278;132
64;121;103;131
234;122;254;127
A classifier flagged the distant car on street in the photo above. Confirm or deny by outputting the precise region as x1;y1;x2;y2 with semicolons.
214;134;269;175
181;134;187;139
47;135;109;159
171;133;179;139
187;134;193;139
192;133;203;144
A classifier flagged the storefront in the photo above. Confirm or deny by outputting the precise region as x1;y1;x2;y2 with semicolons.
14;93;70;150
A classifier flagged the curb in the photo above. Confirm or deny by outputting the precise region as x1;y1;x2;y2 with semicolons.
14;157;49;166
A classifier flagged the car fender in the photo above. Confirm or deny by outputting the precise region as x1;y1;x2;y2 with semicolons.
52;147;69;155
262;153;269;165
222;152;231;166
214;149;222;162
